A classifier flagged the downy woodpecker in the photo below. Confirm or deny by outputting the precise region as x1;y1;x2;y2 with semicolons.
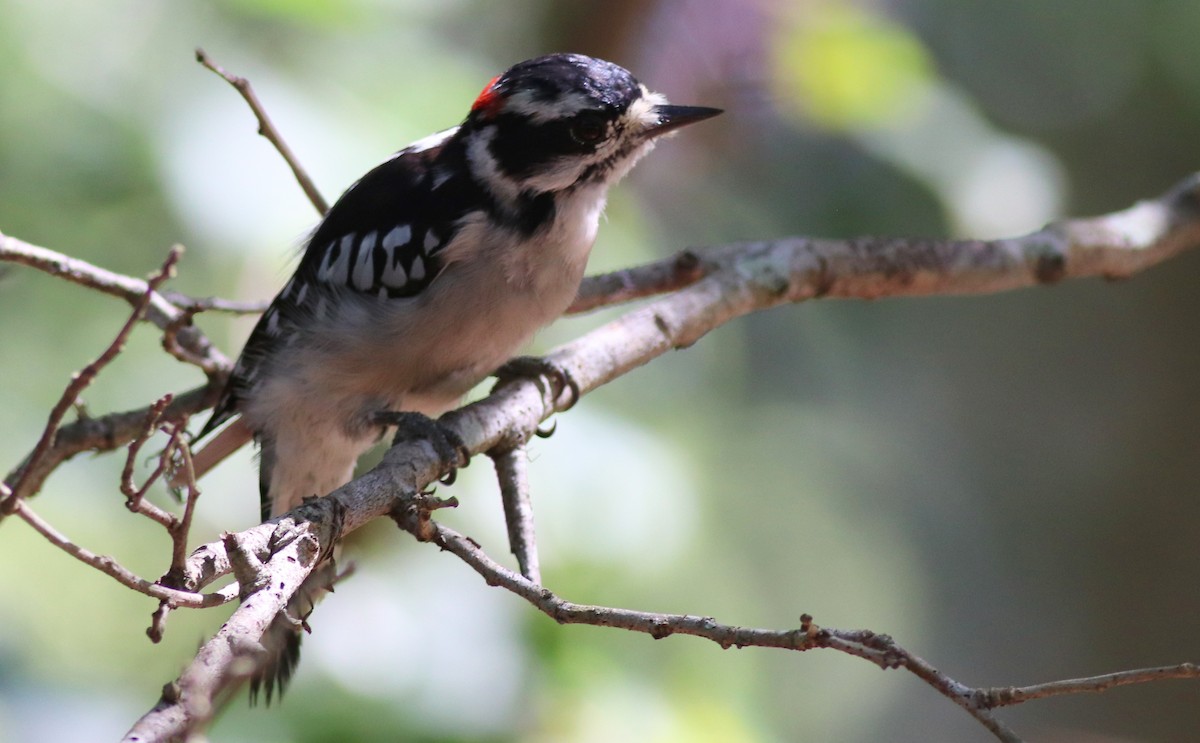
199;52;720;699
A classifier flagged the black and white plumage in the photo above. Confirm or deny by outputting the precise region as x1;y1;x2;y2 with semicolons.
198;53;719;697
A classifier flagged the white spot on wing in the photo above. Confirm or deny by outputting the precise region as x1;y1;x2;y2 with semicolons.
424;230;439;251
409;255;425;281
380;252;408;288
319;235;354;285
352;233;377;291
295;282;309;305
316;242;336;280
382;225;411;251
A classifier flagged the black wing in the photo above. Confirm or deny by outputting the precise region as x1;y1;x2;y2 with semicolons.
200;127;483;438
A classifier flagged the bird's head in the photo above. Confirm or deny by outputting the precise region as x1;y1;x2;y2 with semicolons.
460;53;720;201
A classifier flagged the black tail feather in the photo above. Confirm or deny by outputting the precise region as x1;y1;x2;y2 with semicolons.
248;558;338;705
249;625;302;705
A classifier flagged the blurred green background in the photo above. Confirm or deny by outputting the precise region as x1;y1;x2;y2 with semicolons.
2;1;1199;741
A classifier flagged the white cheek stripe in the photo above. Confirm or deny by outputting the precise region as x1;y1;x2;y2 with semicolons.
466;127;523;205
505;89;593;123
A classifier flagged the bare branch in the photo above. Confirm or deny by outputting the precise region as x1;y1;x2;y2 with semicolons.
0;233;227;369
489;446;540;583
977;663;1200;708
167;434;203;580
419;517;1024;742
195;47;329;216
0;235;230;509
160;290;268;315
3;383;221;507
164;172;1200;597
121;395;179;526
6;132;1195;739
568;249;707;314
124;516;327;742
3;248;182;513
6;492;227;610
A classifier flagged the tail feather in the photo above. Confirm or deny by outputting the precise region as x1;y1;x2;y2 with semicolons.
245;420;358;703
249;558;338;704
249;624;302;706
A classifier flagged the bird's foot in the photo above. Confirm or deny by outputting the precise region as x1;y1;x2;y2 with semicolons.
374;411;469;484
492;355;580;412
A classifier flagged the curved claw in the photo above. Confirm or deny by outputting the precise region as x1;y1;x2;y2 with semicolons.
557;375;581;411
494;356;580;411
535;419;558;439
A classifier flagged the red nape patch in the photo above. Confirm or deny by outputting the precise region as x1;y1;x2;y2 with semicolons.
471;75;502;115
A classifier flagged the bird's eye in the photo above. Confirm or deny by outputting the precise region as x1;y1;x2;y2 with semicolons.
569;112;606;145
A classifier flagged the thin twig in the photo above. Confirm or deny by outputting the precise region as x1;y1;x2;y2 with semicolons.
167;432;203;581
121;395;178;526
195;47;329;216
8;494;228;609
162;308;222;376
3;248;181;513
0;233;226;368
417;518;1028;740
160;290;268;315
977;663;1200;708
850;632;1023;742
3;383;222;508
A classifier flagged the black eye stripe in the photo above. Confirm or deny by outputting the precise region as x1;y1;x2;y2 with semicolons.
488;111;615;178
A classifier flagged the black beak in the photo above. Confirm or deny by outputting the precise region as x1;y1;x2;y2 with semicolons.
646;104;722;138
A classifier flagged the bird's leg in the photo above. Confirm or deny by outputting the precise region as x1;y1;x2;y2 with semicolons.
373;411;470;484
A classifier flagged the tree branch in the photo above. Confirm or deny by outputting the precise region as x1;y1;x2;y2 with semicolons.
124;515;328;741
2;247;182;512
976;663;1200;708
6;145;1199;740
195;48;329;216
151;170;1200;598
6;488;228;610
2;383;222;510
415;517;1024;742
490;446;541;583
0;233;227;370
